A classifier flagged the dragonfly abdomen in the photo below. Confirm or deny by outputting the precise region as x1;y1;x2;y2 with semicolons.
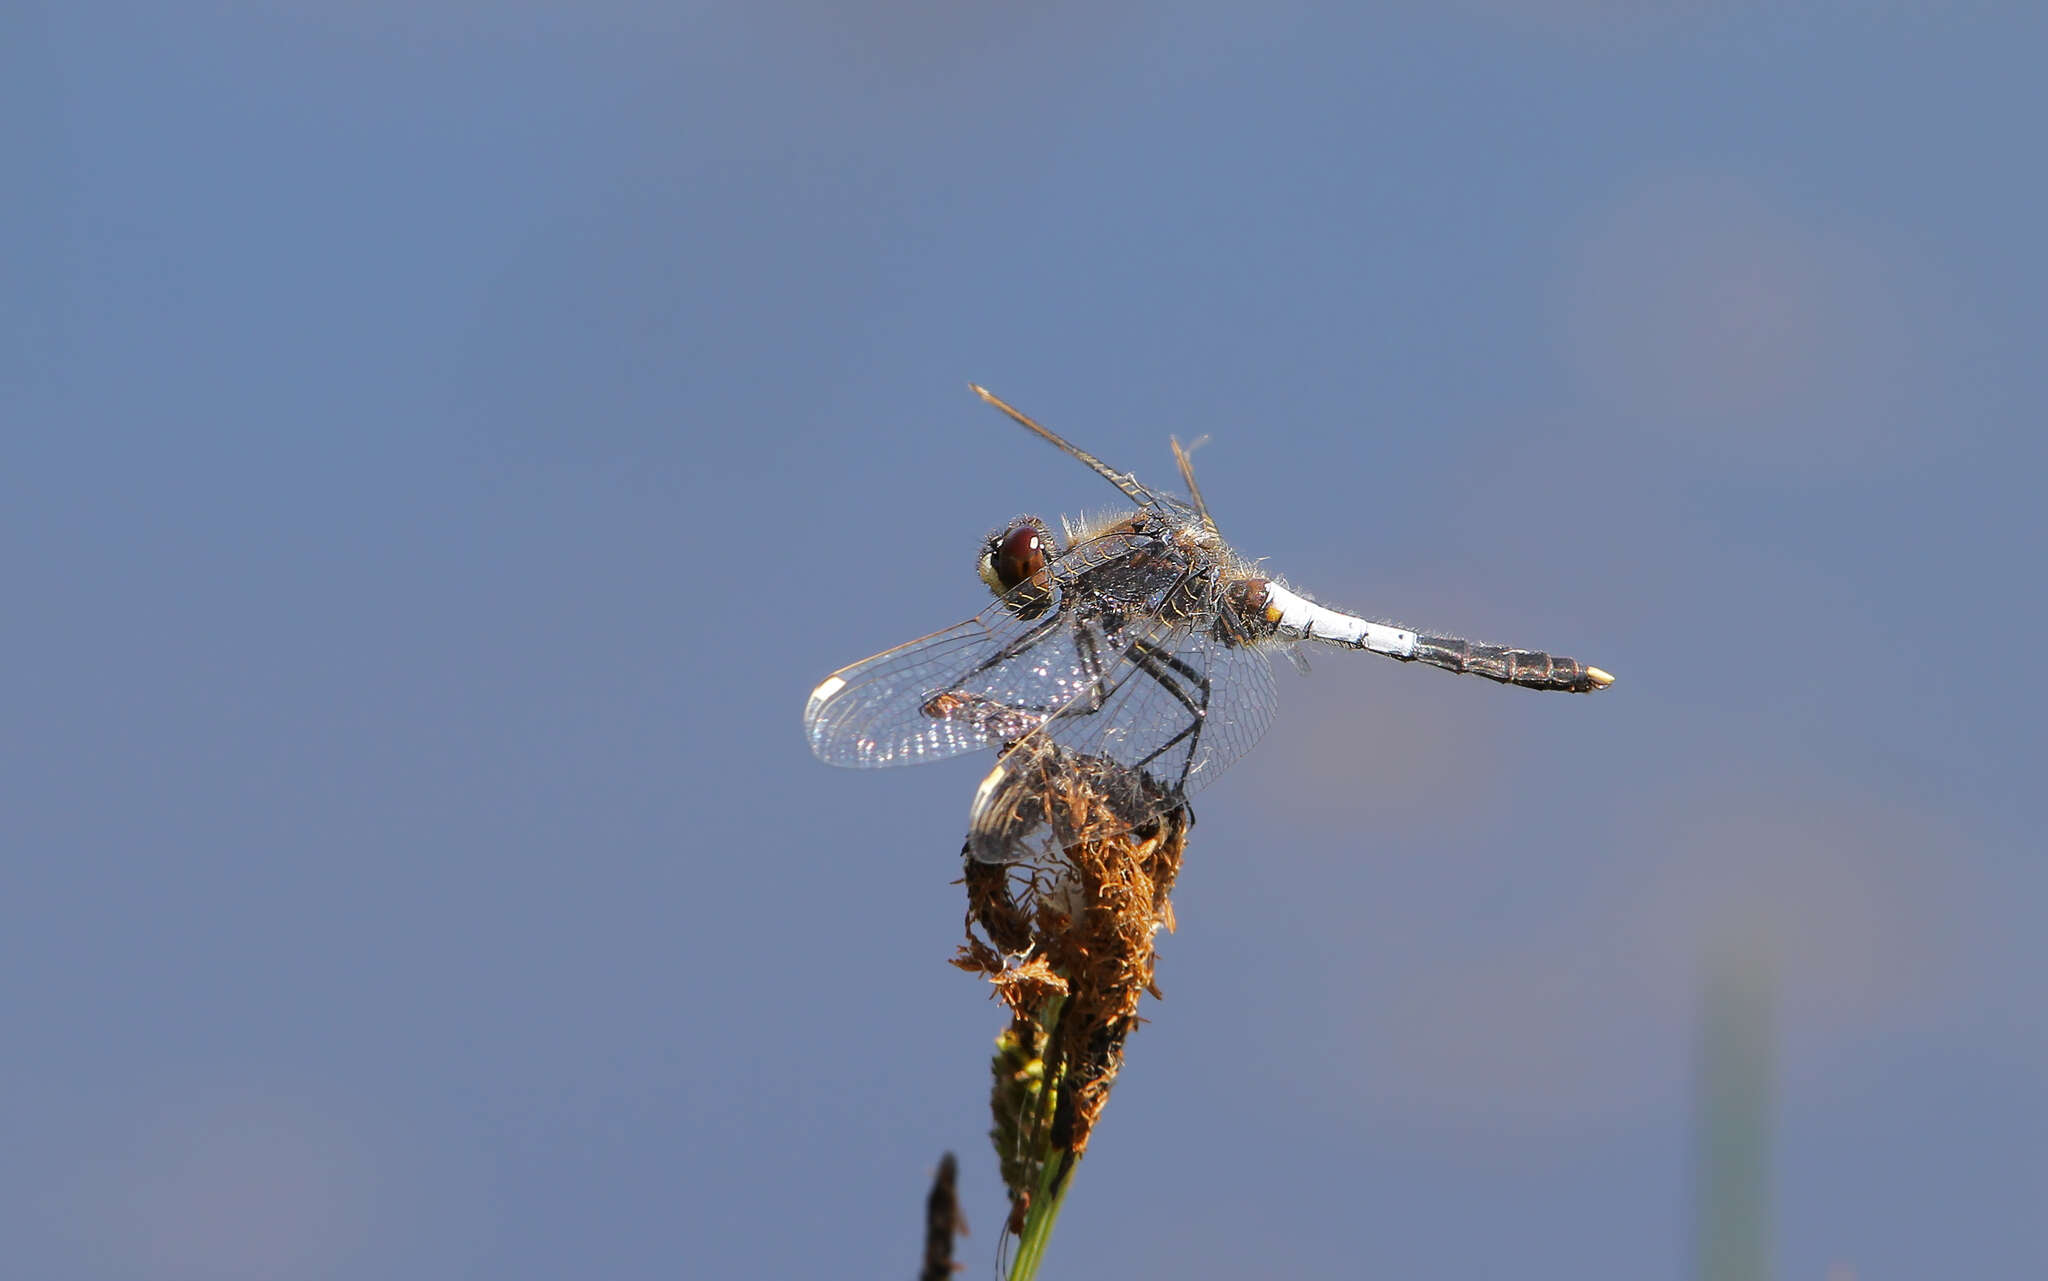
1256;582;1418;658
1407;635;1613;693
1252;582;1612;693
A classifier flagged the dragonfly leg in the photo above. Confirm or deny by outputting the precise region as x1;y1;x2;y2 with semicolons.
1122;638;1212;792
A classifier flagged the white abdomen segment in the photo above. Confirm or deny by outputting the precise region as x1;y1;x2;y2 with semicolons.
1261;583;1416;658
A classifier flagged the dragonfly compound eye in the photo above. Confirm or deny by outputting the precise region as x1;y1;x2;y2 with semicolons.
979;518;1051;595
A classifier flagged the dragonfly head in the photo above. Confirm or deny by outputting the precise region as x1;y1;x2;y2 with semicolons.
978;516;1056;597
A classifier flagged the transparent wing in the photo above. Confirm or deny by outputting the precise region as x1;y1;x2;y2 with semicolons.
965;585;1280;864
803;532;1162;768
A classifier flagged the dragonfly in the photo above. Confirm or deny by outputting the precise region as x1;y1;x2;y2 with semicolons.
804;387;1612;865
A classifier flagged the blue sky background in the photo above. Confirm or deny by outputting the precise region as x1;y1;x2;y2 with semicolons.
7;3;2044;1277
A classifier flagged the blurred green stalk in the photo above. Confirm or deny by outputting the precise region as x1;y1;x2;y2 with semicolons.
1006;1149;1070;1281
1693;948;1776;1281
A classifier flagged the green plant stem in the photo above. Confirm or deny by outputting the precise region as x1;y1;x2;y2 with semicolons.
1003;991;1071;1281
1007;1151;1070;1281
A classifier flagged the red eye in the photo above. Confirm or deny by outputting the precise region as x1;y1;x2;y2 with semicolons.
991;524;1046;591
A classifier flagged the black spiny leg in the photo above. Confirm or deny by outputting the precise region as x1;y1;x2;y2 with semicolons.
1121;639;1212;792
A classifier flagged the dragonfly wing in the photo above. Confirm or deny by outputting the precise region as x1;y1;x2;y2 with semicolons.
804;616;1025;767
803;532;1154;768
